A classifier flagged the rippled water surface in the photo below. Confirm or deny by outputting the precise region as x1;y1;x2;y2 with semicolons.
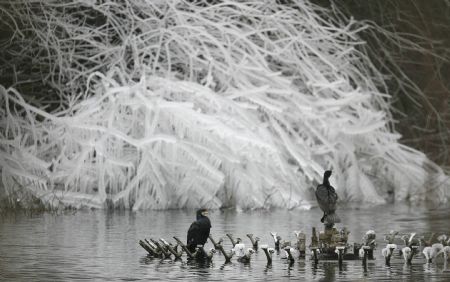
1;204;450;281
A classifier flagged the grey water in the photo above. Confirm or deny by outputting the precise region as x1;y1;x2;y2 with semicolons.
0;204;450;281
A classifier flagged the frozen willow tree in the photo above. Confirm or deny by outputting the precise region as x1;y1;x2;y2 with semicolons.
0;0;449;210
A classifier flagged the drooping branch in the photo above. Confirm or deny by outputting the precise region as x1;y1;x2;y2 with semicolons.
0;0;448;210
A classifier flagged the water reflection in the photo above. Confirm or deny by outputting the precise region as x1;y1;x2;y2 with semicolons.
0;204;450;281
263;263;272;274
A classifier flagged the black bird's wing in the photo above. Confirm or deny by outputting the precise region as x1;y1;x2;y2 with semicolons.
328;185;338;202
196;217;211;245
187;221;199;245
315;184;328;213
315;184;338;214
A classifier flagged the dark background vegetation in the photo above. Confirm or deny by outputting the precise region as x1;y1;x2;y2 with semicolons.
316;0;450;169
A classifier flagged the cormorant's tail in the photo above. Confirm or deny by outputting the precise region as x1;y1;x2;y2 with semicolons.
324;213;341;224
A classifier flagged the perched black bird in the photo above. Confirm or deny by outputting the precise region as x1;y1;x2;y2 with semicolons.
315;170;340;224
187;208;212;253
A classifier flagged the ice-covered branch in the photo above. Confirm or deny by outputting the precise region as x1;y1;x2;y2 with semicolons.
0;0;448;210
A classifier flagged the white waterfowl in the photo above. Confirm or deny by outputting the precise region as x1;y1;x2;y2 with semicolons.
423;246;433;263
359;247;365;259
430;243;445;262
232;243;246;257
388;243;397;250
381;243;397;265
402;247;412;263
438;246;450;261
240;248;255;263
232;243;254;262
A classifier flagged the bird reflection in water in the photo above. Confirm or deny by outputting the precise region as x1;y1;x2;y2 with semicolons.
311;262;344;282
186;259;214;268
264;263;272;274
186;258;214;280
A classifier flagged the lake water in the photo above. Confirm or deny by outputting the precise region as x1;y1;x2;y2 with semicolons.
1;203;450;281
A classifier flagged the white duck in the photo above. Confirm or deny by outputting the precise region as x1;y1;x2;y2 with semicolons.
430;243;445;262
422;241;444;263
423;246;433;263
402;246;412;264
359;247;365;259
232;243;254;263
381;243;397;265
438;246;450;261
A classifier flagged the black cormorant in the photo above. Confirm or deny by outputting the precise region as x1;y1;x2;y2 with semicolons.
315;170;340;224
187;208;211;253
